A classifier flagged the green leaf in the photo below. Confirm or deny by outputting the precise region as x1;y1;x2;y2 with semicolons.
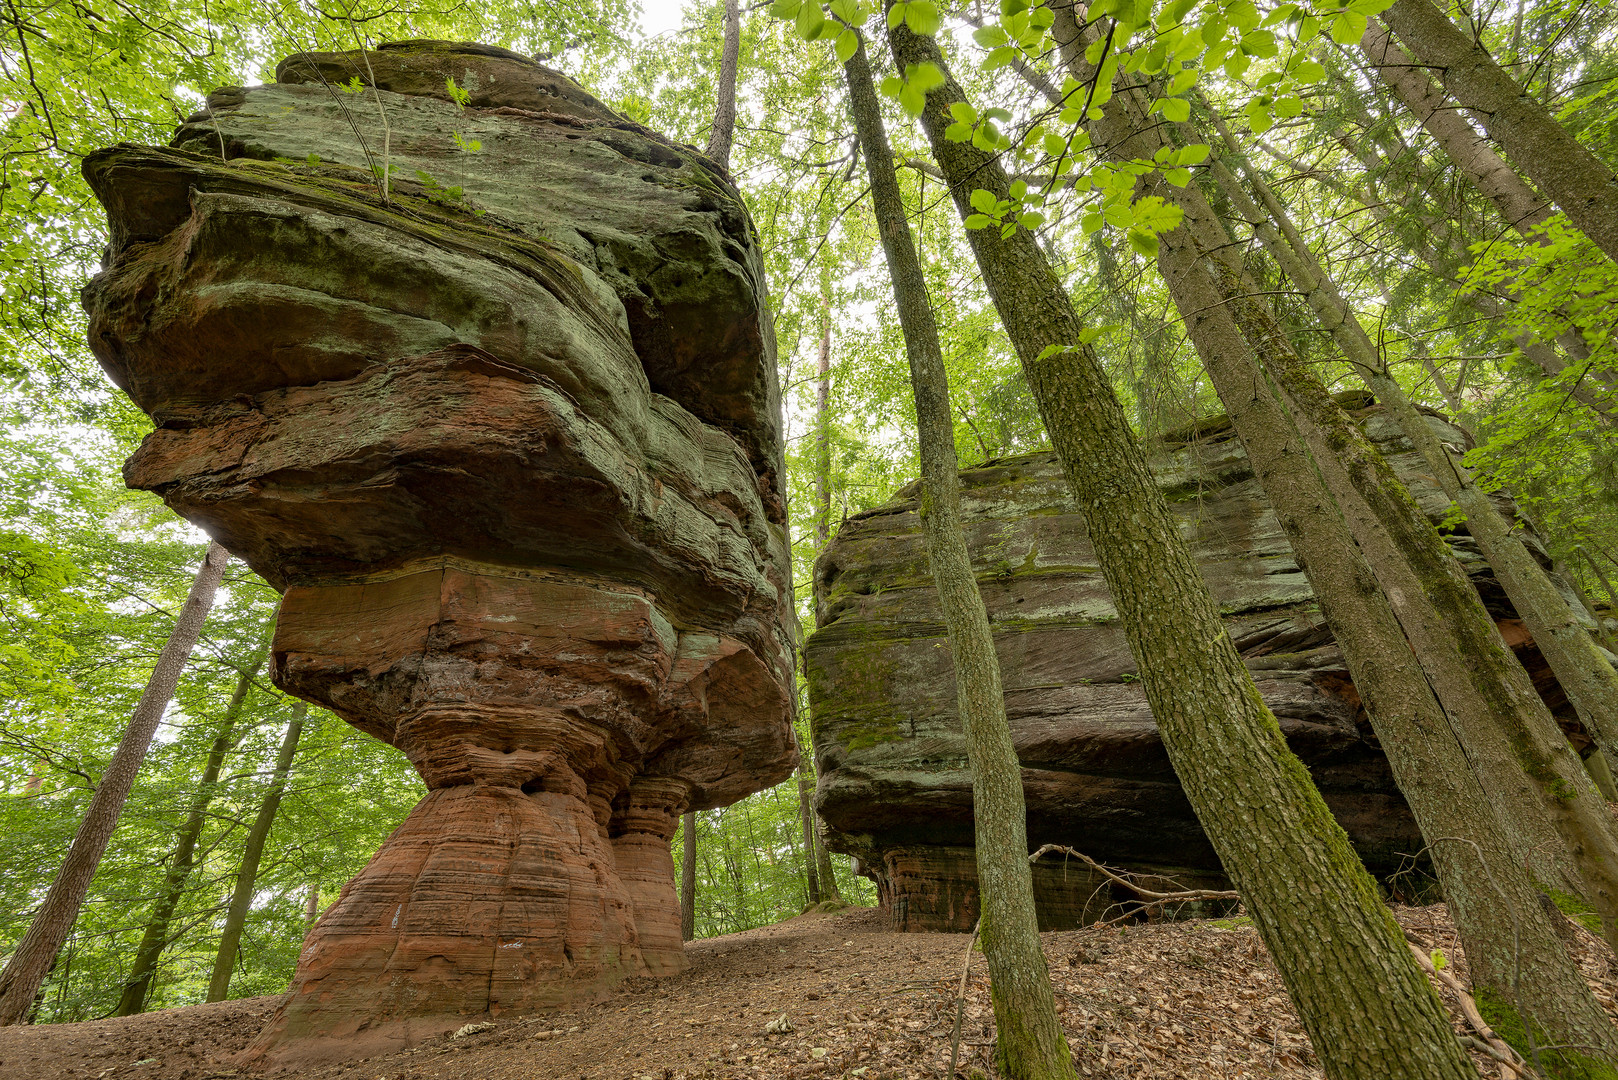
1002;0;1031;13
1160;96;1191;122
969;188;998;214
1018;210;1046;228
796;1;825;39
1240;29;1277;57
1082;211;1104;234
1036;343;1065;361
1043;132;1068;157
1224;52;1251;79
769;0;803;16
1330;10;1368;44
984;46;1020;70
908;62;944;92
1076;327;1103;345
948;101;976;123
1431;949;1447;971
899;83;925;116
1001;222;1017;238
1168;66;1199;95
1105;202;1133;229
835;27;860;63
1298;13;1321;40
905;0;940;34
1164;167;1192;187
1273;95;1304;119
880;74;903;98
965;213;993;229
887;1;905;28
945;121;973;142
1293;59;1326;83
1245;100;1273;134
1127;227;1160;256
1175;143;1210;165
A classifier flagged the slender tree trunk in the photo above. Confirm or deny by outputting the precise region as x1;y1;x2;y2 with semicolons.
894;20;1473;1080
114;634;271;1015
0;540;230;1026
1382;0;1618;266
1358;21;1618;404
795;725;822;906
703;0;741;170
680;811;697;941
303;882;320;935
1162;119;1618;1069
206;700;307;1002
1209;121;1618;769
804;294;841;906
841;32;1074;1080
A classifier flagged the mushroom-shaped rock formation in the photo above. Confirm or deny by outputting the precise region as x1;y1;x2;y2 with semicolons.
83;41;797;1059
808;396;1593;932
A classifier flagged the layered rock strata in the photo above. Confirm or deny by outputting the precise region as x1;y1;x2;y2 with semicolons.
808;397;1588;931
84;42;796;1057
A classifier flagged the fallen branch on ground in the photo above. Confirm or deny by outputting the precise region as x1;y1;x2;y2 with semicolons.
1405;935;1533;1079
1028;844;1241;902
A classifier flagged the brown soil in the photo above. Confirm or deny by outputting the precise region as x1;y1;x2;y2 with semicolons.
2;903;1611;1080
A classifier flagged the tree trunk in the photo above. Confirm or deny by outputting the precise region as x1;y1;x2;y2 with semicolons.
114;634;271;1015
1358;21;1618;405
0;540;230;1026
1175;117;1618;1069
1382;0;1618;266
703;0;741;170
895;19;1475;1079
303;882;321;935
680;811;697;941
841;32;1074;1080
795;754;822;906
205;700;307;1002
1209;120;1618;771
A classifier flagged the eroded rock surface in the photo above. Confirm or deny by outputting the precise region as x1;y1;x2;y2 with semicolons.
84;41;796;1060
808;396;1585;931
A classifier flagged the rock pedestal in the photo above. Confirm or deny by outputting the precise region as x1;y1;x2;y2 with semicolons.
84;42;796;1058
808;397;1590;931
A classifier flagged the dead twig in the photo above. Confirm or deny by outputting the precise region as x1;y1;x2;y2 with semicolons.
1029;844;1241;902
1405;936;1534;1079
947;918;981;1078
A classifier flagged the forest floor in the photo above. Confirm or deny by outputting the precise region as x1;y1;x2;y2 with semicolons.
2;902;1613;1080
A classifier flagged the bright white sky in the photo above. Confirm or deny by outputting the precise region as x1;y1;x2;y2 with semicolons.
637;0;694;39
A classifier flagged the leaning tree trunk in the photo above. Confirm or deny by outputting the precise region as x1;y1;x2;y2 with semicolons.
794;716;822;906
206;701;307;1002
1148;113;1618;1069
1382;0;1618;266
114;633;271;1015
0;540;230;1026
703;0;741;170
680;812;697;941
1208;120;1618;771
1357;21;1618;406
892;20;1474;1080
841;32;1074;1080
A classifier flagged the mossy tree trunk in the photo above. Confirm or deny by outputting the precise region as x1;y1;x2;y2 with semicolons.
1208;118;1618;768
840;31;1074;1080
1382;0;1618;266
891;21;1474;1080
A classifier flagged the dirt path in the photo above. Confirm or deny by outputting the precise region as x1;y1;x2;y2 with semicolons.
3;904;1609;1080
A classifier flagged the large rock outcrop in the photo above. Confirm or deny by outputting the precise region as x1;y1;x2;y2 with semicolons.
808;397;1588;931
83;42;797;1058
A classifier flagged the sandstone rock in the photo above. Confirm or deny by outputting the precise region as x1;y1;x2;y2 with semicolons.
807;395;1586;931
83;42;796;1060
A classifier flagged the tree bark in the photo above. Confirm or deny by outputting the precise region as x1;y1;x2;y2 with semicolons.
703;0;741;170
205;700;307;1002
1382;0;1618;266
0;540;230;1026
680;811;697;941
841;31;1074;1080
114;633;271;1015
1209;120;1618;771
1358;20;1618;407
1186;119;1618;1069
893;20;1473;1080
